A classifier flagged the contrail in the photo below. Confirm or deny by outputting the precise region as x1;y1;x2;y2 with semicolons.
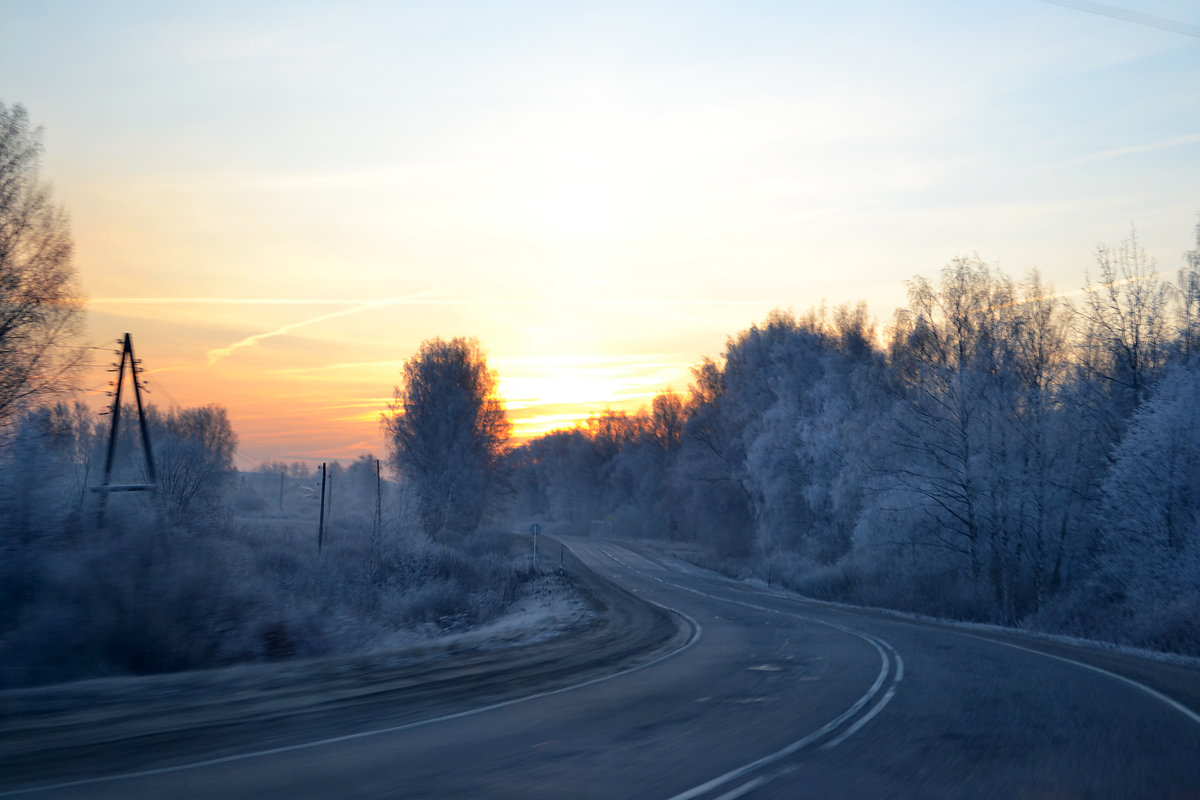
206;291;436;364
1036;0;1200;38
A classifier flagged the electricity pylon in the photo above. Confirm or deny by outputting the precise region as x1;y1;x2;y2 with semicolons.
92;332;158;523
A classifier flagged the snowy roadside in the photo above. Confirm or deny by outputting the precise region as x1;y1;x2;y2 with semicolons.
628;538;1200;670
0;569;597;724
0;542;689;791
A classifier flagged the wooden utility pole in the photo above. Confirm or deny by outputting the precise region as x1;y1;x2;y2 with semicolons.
92;333;158;524
318;462;327;550
374;459;382;537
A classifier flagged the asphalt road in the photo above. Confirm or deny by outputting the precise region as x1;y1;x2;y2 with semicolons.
3;537;1199;798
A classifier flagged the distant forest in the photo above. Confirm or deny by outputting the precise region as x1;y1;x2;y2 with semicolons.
508;225;1200;655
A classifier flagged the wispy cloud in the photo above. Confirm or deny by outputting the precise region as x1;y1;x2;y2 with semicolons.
206;291;437;364
91;297;389;305
1069;133;1200;165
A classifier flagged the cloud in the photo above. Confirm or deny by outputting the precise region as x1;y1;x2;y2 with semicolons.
206;291;437;364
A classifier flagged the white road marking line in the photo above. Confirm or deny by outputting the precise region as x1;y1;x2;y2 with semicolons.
720;556;1197;727
606;539;1200;799
954;632;1200;728
0;547;703;799
820;687;897;750
711;775;769;800
594;545;903;800
722;683;901;800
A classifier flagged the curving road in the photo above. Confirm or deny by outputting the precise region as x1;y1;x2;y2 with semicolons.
3;537;1199;798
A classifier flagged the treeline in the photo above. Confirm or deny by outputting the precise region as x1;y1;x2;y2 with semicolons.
510;227;1200;655
1;401;238;538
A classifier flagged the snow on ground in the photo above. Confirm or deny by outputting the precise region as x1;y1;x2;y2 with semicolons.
372;571;598;654
438;572;597;647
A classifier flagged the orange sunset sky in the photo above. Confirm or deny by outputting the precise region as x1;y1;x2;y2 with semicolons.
5;1;1198;467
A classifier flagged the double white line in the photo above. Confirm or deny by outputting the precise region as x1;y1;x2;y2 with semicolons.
596;547;904;800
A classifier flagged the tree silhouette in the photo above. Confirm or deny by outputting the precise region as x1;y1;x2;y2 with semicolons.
385;337;510;538
0;102;83;429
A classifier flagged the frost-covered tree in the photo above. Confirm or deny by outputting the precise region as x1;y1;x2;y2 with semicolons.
0;401;97;540
1007;271;1081;608
385;337;510;538
867;259;1086;619
672;315;799;557
0;103;83;429
1101;364;1200;556
1071;362;1200;653
650;390;686;454
739;309;876;562
100;402;238;520
1176;220;1200;361
150;404;238;519
883;257;1022;582
1078;228;1170;436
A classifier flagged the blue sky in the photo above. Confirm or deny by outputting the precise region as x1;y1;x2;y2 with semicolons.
2;0;1197;464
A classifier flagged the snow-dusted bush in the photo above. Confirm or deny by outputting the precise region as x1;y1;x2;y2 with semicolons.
0;401;97;542
0;505;536;689
0;402;538;688
0;522;322;687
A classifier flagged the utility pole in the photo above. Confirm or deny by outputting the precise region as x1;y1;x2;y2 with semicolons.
92;333;158;524
371;459;384;580
374;459;382;538
318;462;327;551
279;472;285;511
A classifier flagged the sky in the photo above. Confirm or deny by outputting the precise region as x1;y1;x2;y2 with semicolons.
2;0;1198;467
